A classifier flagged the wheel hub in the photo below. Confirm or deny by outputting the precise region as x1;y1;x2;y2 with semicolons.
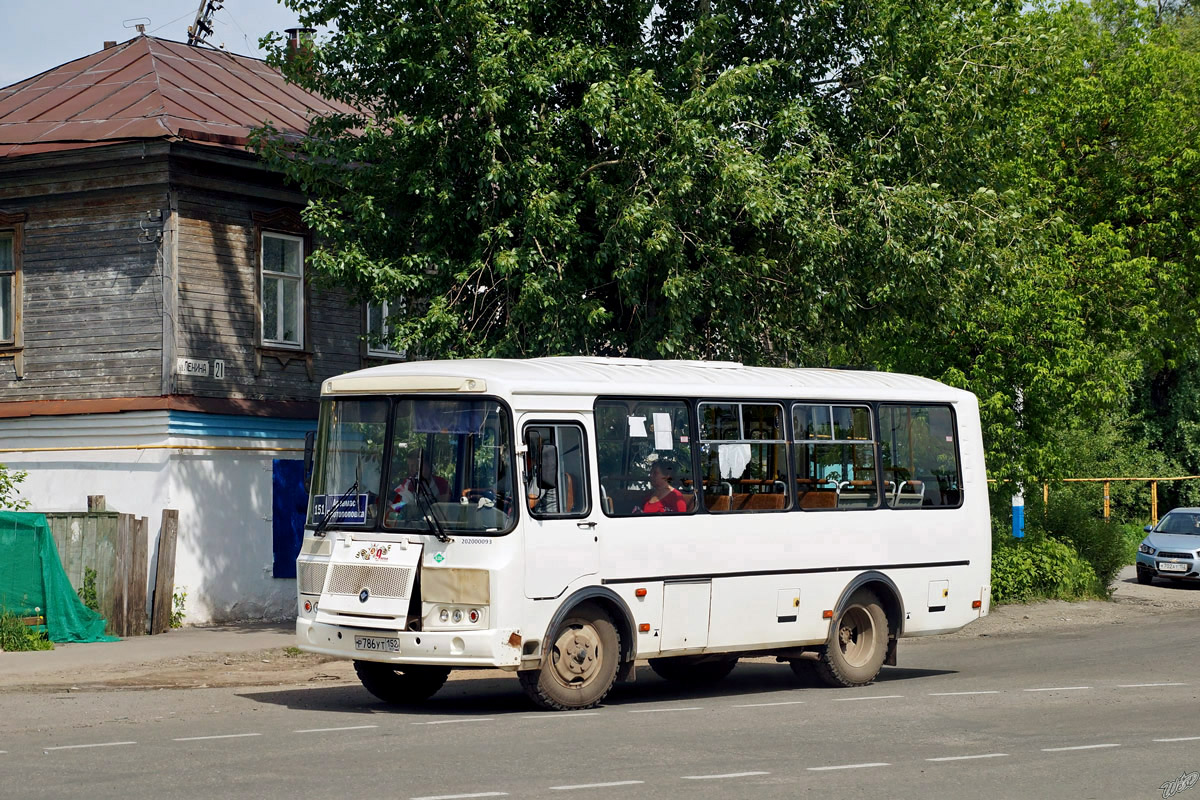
552;623;600;685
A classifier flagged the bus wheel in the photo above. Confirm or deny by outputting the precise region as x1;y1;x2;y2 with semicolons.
815;589;888;688
519;603;620;711
648;656;738;685
354;661;450;704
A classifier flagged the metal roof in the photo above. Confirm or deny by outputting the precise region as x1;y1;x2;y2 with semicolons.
323;357;975;404
0;35;357;158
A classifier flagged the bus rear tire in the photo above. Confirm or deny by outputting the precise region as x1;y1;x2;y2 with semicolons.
815;589;888;688
354;661;450;704
519;603;620;711
648;655;738;685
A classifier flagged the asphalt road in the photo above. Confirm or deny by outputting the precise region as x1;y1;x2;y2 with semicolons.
2;609;1197;800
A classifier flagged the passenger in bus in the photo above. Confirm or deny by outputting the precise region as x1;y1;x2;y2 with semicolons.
392;448;451;512
636;461;688;514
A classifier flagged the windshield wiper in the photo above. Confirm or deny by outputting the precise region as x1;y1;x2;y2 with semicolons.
412;476;450;543
314;480;360;538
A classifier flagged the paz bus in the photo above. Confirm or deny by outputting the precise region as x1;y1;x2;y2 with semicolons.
296;357;990;710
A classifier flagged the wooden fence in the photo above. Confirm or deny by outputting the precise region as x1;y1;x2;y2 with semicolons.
42;497;177;637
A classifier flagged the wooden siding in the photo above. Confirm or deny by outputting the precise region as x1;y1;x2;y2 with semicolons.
0;147;169;395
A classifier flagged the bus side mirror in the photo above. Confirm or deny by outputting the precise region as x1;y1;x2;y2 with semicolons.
303;430;316;492
538;443;558;489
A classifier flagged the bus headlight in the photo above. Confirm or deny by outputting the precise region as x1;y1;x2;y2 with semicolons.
425;604;488;630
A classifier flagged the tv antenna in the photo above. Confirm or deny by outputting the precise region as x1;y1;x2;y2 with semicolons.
187;0;224;46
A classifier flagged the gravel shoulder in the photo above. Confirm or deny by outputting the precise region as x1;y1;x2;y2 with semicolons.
5;567;1198;693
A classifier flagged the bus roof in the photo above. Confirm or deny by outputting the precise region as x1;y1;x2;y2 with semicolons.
322;357;974;404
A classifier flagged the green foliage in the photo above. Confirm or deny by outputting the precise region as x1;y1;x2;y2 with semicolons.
0;610;53;652
170;587;186;629
1037;501;1129;589
0;464;29;511
991;538;1104;604
77;567;99;612
253;0;1200;485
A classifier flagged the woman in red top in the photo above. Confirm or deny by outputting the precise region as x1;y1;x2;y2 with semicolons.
639;461;688;514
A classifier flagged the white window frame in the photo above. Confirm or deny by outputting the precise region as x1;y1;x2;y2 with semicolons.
260;231;305;349
366;299;406;359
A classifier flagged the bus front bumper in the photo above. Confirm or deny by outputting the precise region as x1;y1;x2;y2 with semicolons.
296;617;523;669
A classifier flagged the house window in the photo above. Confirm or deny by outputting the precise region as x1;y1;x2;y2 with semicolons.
366;299;406;359
261;231;304;348
0;232;14;345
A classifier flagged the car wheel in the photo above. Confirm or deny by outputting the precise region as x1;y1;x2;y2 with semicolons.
815;589;889;688
519;602;620;711
1136;568;1154;586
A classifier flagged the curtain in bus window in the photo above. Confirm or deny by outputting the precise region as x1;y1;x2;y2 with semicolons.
595;400;694;517
792;404;879;510
700;402;789;512
878;404;961;509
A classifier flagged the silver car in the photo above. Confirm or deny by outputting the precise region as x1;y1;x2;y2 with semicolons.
1136;508;1200;585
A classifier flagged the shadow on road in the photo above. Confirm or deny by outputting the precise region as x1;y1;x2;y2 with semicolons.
239;659;956;715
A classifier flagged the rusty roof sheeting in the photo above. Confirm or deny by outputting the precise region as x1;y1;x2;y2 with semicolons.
0;35;358;158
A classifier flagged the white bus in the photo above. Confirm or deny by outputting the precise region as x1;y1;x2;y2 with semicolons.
296;357;991;710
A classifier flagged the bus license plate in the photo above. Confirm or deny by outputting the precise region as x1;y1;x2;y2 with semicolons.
355;636;400;653
1159;562;1189;572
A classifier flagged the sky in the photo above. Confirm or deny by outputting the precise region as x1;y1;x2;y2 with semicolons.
0;0;308;88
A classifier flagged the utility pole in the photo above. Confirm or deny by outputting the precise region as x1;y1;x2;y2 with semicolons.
187;0;223;47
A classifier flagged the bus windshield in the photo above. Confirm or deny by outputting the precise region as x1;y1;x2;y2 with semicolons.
307;397;517;534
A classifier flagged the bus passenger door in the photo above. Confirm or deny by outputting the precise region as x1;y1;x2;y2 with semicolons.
522;419;600;599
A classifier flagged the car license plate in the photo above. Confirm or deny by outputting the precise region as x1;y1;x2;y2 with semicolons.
1159;561;1189;573
355;636;400;653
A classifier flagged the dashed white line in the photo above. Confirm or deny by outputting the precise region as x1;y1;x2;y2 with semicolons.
549;781;644;790
833;695;903;702
294;725;379;733
682;771;770;780
173;733;262;742
411;793;509;800
807;762;890;771
928;691;1000;696
1154;736;1200;743
1119;682;1188;688
1041;744;1120;752
926;753;1009;762
628;707;702;713
1024;686;1091;692
521;712;600;720
732;700;805;708
44;741;137;751
411;718;495;725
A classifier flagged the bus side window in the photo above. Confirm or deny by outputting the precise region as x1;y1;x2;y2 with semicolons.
594;399;694;517
699;402;790;512
792;403;878;511
878;404;961;509
524;422;591;519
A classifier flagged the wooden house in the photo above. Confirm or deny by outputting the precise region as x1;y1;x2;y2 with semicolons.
0;35;402;623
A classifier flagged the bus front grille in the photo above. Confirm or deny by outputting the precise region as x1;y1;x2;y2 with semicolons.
327;564;414;599
297;560;329;596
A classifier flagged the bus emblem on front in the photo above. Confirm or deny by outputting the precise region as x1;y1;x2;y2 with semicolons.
359;589;369;603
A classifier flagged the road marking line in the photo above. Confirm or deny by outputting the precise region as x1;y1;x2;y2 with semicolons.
1024;686;1091;692
521;712;600;720
1041;744;1120;752
732;700;805;708
294;725;379;733
411;718;495;725
1119;683;1188;688
411;793;509;800
173;733;262;742
682;771;770;780
44;741;136;751
928;691;1000;696
628;707;702;713
926;753;1009;762
1154;737;1200;743
549;781;644;790
833;695;903;702
807;763;890;771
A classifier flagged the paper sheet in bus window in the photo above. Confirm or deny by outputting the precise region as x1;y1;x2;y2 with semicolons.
719;443;752;478
628;416;648;437
652;413;673;450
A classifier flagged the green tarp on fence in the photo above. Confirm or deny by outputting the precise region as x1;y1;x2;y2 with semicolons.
0;511;118;643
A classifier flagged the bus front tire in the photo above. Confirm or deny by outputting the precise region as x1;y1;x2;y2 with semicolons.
519;603;620;711
648;655;739;685
354;661;450;705
815;589;889;688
